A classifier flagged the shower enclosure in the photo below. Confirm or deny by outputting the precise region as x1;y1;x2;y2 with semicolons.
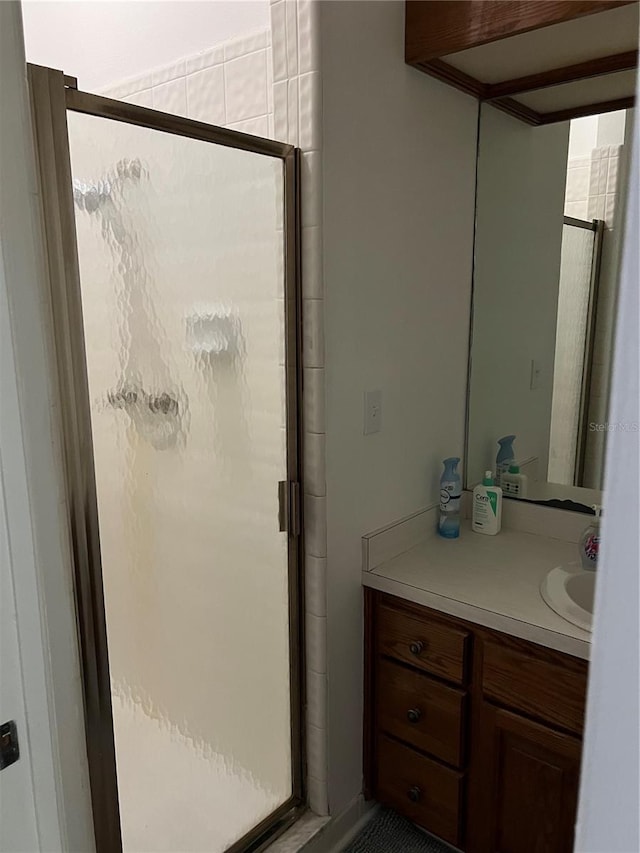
548;216;604;487
28;65;303;853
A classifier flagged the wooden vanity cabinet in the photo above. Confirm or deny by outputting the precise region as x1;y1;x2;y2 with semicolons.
405;1;639;126
364;589;589;853
479;706;582;853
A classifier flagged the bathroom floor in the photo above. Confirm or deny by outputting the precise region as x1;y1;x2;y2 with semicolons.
344;808;452;853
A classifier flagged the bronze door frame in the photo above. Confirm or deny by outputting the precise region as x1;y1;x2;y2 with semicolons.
28;63;305;853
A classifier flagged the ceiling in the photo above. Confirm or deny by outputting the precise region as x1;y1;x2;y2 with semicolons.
445;5;639;83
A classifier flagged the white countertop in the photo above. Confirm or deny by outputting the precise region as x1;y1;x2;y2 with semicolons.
362;524;591;659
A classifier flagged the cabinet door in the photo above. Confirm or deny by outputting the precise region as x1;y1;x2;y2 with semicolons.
483;705;581;853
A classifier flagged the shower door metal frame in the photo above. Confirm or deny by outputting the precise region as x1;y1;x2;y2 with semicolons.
28;63;305;853
562;216;605;487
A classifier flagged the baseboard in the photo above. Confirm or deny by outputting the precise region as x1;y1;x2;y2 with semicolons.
300;796;377;853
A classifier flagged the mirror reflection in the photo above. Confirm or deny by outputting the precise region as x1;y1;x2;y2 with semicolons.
467;104;632;504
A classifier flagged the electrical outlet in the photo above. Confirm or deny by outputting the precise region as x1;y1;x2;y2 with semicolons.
364;390;382;435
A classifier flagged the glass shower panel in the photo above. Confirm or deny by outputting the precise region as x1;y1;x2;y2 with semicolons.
548;223;595;486
67;111;291;853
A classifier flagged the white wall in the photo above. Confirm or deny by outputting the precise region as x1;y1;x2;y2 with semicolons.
467;106;569;486
575;103;639;853
569;115;599;159
21;0;269;92
0;459;39;853
595;110;627;148
0;4;94;850
320;0;478;813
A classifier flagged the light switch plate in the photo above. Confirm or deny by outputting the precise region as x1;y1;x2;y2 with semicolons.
530;359;542;390
0;720;19;770
364;390;382;435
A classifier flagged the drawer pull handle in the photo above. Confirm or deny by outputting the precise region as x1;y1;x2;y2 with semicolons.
409;640;424;656
407;708;422;724
407;785;422;803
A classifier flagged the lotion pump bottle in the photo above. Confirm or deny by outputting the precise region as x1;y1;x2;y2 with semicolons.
472;471;502;536
501;463;528;498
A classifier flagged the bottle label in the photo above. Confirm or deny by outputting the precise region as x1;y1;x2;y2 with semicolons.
473;489;498;526
584;533;600;562
440;483;461;513
496;461;511;486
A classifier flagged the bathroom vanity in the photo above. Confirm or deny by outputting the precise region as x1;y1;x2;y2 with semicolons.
362;518;590;853
361;5;631;847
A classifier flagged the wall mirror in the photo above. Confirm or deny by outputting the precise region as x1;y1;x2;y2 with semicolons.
466;103;633;508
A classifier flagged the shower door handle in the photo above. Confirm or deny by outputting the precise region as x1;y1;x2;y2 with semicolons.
278;481;301;537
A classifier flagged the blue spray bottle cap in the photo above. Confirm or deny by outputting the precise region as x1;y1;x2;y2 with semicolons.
442;456;460;474
497;435;516;463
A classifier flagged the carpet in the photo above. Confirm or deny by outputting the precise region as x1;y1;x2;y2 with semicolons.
343;808;453;853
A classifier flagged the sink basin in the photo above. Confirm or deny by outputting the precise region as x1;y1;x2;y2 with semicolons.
541;565;595;632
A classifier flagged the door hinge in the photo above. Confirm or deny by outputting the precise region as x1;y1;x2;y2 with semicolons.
278;481;301;537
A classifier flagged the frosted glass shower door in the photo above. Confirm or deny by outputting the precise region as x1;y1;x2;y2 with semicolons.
64;104;300;853
548;218;600;487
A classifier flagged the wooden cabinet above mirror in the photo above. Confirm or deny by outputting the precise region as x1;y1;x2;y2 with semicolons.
406;1;639;124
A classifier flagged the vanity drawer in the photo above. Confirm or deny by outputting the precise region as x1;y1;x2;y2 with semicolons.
377;658;466;767
376;734;463;847
482;638;588;735
377;600;469;685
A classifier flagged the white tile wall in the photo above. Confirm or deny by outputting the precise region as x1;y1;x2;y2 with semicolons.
304;432;326;497
306;613;327;674
224;28;269;62
267;0;328;815
305;495;327;559
151;58;186;88
271;1;288;84
153;77;187;117
306;670;328;730
565;144;622;229
225;51;268;123
303;298;324;368
122;89;153;108
227;116;271;136
186;45;225;77
285;0;299;78
305;556;327;617
297;0;320;76
302;225;323;299
100;28;274;139
187;66;226;125
304;367;326;434
564;166;589;203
